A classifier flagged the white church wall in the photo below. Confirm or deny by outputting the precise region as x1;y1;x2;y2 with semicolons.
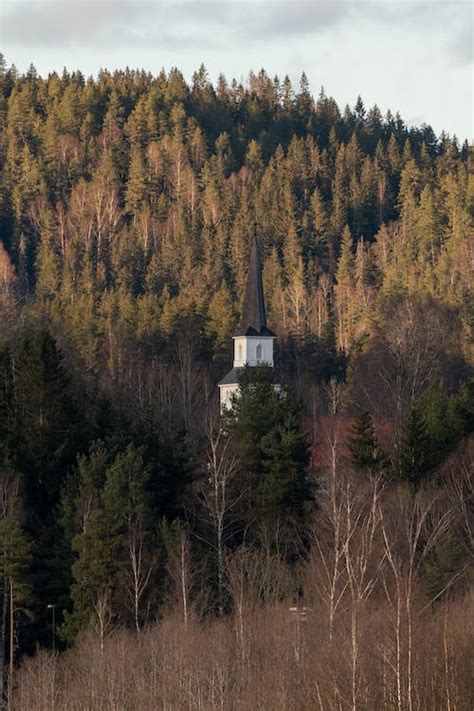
219;383;239;411
233;336;274;368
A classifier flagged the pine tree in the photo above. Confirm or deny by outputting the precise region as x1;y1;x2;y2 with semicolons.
245;139;263;179
334;225;355;352
64;497;116;642
14;329;84;514
0;347;14;449
206;283;238;361
348;410;384;475
331;145;348;254
453;378;474;436
125;148;148;219
283;223;307;332
310;187;330;259
64;443;156;639
396;405;433;486
296;72;314;129
387;133;401;174
35;207;60;299
11;144;44;223
0;460;30;695
225;367;311;548
417;381;473;469
125;97;149;150
416;184;439;272
353;95;366;126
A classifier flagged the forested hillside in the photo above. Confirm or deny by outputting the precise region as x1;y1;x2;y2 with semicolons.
0;58;472;709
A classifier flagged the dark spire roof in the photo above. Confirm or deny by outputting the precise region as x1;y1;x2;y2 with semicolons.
236;236;275;337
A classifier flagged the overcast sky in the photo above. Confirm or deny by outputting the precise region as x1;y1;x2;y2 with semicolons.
1;0;472;140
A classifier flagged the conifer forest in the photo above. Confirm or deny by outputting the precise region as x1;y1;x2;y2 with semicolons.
0;58;473;709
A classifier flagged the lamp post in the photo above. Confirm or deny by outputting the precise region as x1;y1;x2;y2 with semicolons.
47;604;56;652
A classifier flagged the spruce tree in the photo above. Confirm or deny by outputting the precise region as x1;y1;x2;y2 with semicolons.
396;405;433;486
348;410;384;475
310;187;330;260
14;329;84;514
0;460;30;692
0;348;14;451
125;148;148;218
64;444;156;639
225;366;311;549
334;225;355;352
35;207;60;300
206;283;238;362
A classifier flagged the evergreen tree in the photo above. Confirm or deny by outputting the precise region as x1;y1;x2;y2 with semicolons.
35;207;60;299
396;404;433;486
14;329;84;515
101;444;156;630
64;443;157;639
125;148;148;218
0;459;30;694
225;366;311;549
453;378;474;436
310;187;330;261
334;225;355;352
206;283;238;361
348;410;384;475
0;348;14;450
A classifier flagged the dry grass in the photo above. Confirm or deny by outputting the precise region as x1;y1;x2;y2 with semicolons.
10;590;474;711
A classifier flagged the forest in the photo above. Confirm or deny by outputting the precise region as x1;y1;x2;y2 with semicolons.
0;56;472;709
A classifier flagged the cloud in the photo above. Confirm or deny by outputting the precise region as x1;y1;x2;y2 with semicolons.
1;0;471;63
0;1;241;50
1;1;168;49
237;1;351;40
448;22;473;66
0;1;385;50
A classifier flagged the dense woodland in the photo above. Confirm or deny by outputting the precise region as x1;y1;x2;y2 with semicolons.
0;57;473;709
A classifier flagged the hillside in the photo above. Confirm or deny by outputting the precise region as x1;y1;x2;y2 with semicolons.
0;60;472;709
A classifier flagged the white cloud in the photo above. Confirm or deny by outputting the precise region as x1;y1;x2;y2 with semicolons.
0;0;471;139
2;0;469;51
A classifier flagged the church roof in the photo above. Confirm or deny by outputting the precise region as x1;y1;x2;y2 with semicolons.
236;236;275;337
218;367;242;386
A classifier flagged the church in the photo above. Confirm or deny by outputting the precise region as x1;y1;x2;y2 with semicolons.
218;237;277;411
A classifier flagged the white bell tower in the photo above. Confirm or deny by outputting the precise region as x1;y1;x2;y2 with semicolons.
218;236;276;411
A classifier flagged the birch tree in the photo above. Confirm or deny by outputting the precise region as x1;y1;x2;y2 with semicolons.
195;421;241;616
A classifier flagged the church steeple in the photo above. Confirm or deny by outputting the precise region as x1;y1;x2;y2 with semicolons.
218;234;277;411
237;236;274;337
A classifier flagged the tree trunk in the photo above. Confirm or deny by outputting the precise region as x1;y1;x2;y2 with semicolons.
0;577;7;705
180;538;188;630
8;579;13;710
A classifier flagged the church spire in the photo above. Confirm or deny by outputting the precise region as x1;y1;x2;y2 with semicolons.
218;231;277;411
237;235;274;337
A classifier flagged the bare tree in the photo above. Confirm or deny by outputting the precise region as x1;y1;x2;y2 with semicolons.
342;475;384;711
380;485;453;711
311;377;348;640
126;523;154;633
193;420;242;617
172;329;210;438
92;589;116;655
446;440;474;560
350;296;460;431
225;547;292;664
166;531;195;630
308;427;347;642
0;242;18;297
